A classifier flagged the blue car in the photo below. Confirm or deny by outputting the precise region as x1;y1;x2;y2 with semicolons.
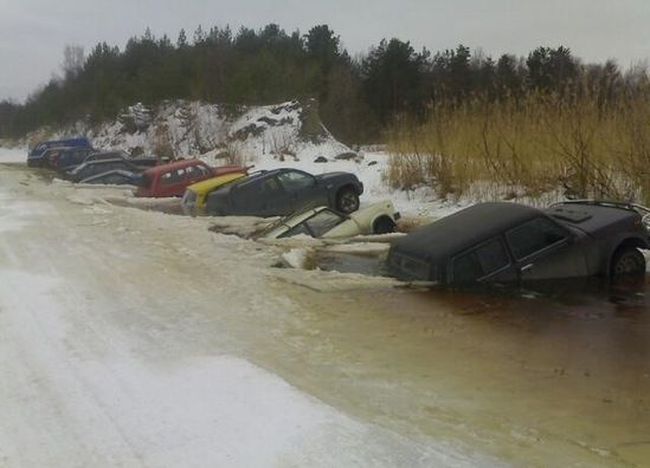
27;137;92;167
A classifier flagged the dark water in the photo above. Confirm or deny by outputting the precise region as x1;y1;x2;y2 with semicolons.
288;269;650;466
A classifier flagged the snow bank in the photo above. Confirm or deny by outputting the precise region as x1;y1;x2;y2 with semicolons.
0;146;26;163
43;99;352;164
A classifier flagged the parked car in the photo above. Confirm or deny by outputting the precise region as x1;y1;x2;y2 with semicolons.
205;168;364;217
181;173;248;215
135;159;246;198
27;137;91;167
67;158;145;182
387;201;650;285
262;201;400;239
79;169;143;186
45;146;95;171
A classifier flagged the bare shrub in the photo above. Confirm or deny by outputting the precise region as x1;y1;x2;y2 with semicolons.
153;124;175;159
218;140;247;166
388;87;650;204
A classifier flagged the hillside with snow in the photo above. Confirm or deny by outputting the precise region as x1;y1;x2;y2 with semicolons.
42;99;352;165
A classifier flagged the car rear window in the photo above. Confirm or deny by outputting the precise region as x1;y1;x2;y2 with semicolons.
506;217;567;260
277;171;315;191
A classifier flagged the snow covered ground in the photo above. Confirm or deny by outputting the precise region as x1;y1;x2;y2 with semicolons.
0;146;25;163
0;151;499;467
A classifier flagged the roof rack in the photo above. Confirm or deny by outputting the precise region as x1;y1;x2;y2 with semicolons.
551;199;650;215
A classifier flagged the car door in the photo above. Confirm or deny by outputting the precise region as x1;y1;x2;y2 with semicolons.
450;237;518;285
276;170;328;212
505;217;589;281
230;175;290;216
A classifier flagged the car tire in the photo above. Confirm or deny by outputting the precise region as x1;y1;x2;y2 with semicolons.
336;187;360;214
373;216;396;234
610;247;646;278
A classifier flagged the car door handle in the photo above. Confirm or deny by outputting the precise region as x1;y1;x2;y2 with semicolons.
521;263;534;273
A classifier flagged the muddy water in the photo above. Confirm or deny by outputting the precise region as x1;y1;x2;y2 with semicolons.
267;273;650;466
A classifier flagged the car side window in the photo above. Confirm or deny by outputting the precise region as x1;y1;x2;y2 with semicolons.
304;210;345;237
453;238;509;283
259;177;282;196
277;171;315;192
161;172;174;185
196;164;211;177
506;217;568;260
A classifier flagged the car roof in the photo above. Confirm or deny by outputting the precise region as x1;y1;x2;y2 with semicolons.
391;202;541;261
88;150;127;157
144;159;206;175
187;173;247;194
34;137;89;148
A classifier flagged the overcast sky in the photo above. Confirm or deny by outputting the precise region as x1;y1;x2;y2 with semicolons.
1;0;649;101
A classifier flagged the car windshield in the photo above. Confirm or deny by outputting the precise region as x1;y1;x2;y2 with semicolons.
304;210;345;237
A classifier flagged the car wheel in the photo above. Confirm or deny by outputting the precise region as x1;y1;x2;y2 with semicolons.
373;216;396;234
610;247;646;278
336;187;359;214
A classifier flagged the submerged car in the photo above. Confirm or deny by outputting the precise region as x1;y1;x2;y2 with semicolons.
78;169;143;186
135;159;246;198
205;168;364;217
181;173;248;214
262;201;399;239
388;201;650;285
67;158;145;182
27;137;91;167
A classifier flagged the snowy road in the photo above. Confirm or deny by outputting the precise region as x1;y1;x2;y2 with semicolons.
2;149;650;467
0;155;490;466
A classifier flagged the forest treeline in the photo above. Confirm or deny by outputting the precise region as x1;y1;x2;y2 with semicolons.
0;23;648;145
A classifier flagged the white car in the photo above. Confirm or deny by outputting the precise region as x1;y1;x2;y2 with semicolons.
262;200;400;239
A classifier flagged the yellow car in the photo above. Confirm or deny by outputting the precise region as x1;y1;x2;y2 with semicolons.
181;173;247;214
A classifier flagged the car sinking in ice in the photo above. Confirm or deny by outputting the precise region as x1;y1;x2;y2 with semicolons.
261;200;400;239
66;158;148;183
387;201;650;286
78;169;144;186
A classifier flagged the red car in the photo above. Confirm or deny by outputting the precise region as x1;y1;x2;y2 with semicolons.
135;159;246;198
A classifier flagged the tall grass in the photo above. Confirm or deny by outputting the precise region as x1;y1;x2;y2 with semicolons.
387;88;650;205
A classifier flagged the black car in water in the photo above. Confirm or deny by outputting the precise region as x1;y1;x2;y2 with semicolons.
66;158;145;182
388;201;650;285
205;168;364;217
